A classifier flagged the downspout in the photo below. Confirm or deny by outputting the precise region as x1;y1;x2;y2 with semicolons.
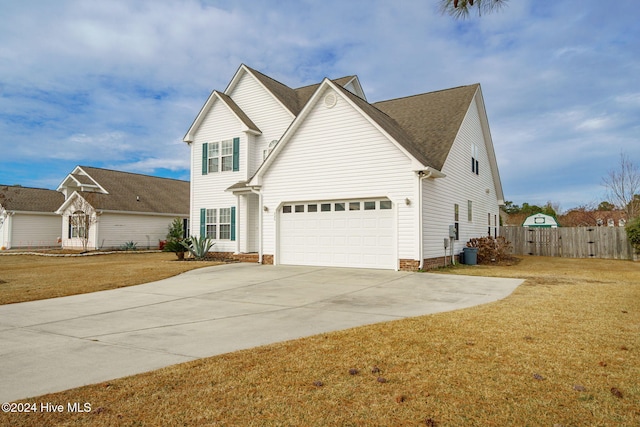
249;187;262;264
417;171;432;270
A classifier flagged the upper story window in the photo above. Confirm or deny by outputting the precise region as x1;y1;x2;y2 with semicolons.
471;143;479;175
202;138;239;175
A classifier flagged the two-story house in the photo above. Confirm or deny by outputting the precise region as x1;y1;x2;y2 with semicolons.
184;64;504;270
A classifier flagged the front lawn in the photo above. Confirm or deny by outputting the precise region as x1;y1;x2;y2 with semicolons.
2;256;638;426
0;252;222;305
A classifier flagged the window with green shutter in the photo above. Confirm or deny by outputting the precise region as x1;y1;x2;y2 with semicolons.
202;138;239;174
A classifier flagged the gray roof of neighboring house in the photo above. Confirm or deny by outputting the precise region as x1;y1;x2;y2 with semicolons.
73;167;190;215
0;186;65;212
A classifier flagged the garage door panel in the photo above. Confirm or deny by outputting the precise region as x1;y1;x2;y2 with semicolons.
279;199;395;269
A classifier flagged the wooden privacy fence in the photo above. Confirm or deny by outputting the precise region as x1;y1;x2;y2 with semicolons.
500;226;636;260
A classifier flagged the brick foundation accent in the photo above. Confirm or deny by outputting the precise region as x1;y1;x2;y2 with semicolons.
261;254;274;265
204;252;259;263
399;259;420;271
399;256;460;271
421;255;460;270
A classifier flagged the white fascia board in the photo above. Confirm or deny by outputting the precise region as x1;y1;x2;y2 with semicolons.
184;90;262;143
344;76;367;101
473;86;505;205
75;166;108;194
183;90;217;143
55;191;85;214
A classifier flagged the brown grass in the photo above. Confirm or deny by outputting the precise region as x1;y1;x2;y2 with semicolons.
2;256;639;426
0;252;222;305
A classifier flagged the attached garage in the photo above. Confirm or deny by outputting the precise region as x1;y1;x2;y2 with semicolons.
278;199;396;269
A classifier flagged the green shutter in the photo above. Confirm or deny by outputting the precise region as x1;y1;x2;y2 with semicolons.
232;137;240;172
200;208;206;238
202;143;208;175
230;206;236;241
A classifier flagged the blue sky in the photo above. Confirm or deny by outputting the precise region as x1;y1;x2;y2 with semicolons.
1;0;638;211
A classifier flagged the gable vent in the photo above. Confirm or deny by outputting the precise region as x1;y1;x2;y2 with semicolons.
324;93;337;108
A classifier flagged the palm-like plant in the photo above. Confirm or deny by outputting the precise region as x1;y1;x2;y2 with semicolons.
180;236;215;260
440;0;508;19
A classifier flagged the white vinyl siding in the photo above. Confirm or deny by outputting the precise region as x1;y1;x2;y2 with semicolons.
1;213;60;249
227;72;295;176
260;86;417;267
190;94;244;252
422;93;500;259
95;213;183;250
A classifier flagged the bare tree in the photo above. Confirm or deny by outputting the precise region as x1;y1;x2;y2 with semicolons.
67;194;98;252
602;152;640;221
440;0;508;19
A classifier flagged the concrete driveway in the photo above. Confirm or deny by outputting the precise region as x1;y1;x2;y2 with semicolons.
0;263;523;402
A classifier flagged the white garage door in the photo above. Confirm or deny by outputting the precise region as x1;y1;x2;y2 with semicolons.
279;199;396;269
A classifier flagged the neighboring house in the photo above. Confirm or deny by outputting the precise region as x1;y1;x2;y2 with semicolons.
0;186;64;249
523;213;558;228
56;166;189;250
184;64;504;270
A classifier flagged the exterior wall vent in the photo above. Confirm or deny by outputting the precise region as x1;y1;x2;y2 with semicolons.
324;93;337;108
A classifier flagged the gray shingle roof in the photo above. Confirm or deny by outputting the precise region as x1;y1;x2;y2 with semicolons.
373;84;479;170
75;167;189;215
0;186;64;212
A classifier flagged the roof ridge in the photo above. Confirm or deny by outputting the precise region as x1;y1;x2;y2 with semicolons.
294;75;354;91
78;166;189;183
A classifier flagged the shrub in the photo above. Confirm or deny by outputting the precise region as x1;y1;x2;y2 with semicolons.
626;216;640;253
120;241;138;251
466;236;512;264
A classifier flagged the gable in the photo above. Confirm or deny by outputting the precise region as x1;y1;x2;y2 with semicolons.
184;90;261;143
259;84;415;195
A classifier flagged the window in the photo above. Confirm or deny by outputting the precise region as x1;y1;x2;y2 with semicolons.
219;208;231;239
69;211;88;238
471;143;479;175
349;202;360;211
488;213;492;236
202;138;239;174
201;207;234;240
321;203;331;212
295;205;304;213
308;204;318;212
468;200;473;222
208;143;219;172
454;204;459;241
205;209;217;239
364;201;376;210
335;202;345;211
283;205;292;213
380;200;392;210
